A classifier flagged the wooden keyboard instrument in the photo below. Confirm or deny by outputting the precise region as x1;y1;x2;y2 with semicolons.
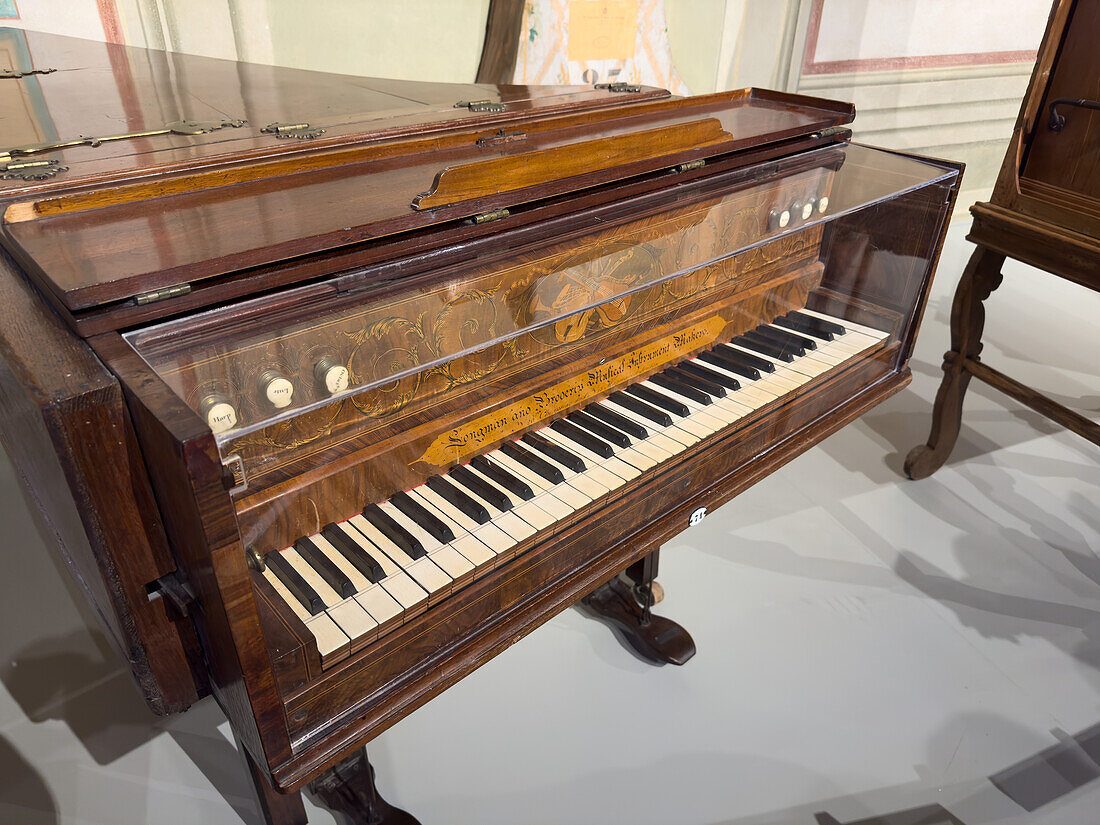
0;28;961;825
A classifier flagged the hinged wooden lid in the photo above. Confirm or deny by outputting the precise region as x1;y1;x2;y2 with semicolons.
0;28;854;328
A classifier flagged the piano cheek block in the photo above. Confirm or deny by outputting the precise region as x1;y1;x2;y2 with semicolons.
0;27;958;819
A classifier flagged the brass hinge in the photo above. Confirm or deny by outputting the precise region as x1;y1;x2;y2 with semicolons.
676;159;706;173
261;122;325;140
0;158;68;181
455;99;506;113
134;283;191;305
811;125;851;140
470;207;510;224
476;129;527;147
0;67;56;79
596;82;642;93
0;119;246;164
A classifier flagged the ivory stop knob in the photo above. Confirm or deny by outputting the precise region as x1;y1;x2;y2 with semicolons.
314;357;350;395
200;394;238;434
259;369;295;409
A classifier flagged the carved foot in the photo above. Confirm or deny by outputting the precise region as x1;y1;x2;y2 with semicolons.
309;749;421;825
905;245;1005;480
581;575;696;665
904;356;972;480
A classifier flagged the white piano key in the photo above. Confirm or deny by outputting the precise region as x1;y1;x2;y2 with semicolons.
262;567;309;622
463;464;559;530
488;449;591;510
615;445;659;472
282;547;340;607
800;308;888;340
262;567;352;661
409;487;514;558
425;544;476;580
377;501;442;554
336;522;428;613
347;514;451;598
278;547;380;648
601;398;699;447
326;598;379;650
443;477;537;543
637;381;727;432
355;582;403;626
311;533;372;592
450;532;497;568
538;427;633;485
722;347;804;392
305;613;351;660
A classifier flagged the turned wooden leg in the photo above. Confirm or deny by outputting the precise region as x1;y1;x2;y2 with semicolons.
308;749;421;825
236;732;307;825
905;245;1005;479
581;549;696;665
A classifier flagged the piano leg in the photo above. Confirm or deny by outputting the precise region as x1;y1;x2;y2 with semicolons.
581;549;696;666
236;732;308;825
905;246;1005;479
309;748;422;825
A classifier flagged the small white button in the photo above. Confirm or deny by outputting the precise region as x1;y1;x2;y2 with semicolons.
264;376;294;408
314;358;350;395
817;196;829;213
323;365;349;395
801;201;814;220
778;209;790;228
205;401;237;434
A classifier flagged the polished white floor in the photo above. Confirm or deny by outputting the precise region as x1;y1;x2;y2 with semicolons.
1;222;1097;825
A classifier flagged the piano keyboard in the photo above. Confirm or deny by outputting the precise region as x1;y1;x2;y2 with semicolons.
259;310;889;664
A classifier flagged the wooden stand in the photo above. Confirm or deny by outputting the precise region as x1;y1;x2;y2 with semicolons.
581;549;696;666
239;736;420;825
906;0;1100;478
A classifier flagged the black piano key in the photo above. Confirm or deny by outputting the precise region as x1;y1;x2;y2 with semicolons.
679;360;740;391
667;364;727;397
608;391;672;427
789;309;845;336
502;441;566;484
551;420;615;458
267;550;326;616
755;324;815;351
649;372;711;405
623;384;689;418
774;314;833;341
362;503;425;559
450;465;512;512
585;402;648;440
741;330;799;360
471;455;534;501
716;343;775;373
321;522;384;583
697;350;761;381
426;476;491;524
293;536;357;598
391;491;455;544
523;432;586;473
566;410;631;448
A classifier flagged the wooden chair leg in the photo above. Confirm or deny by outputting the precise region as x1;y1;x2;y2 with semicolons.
236;732;307;825
581;549;696;665
905;245;1005;479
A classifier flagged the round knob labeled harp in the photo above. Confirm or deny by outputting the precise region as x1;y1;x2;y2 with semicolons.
259;369;295;409
314;357;350;395
199;394;238;434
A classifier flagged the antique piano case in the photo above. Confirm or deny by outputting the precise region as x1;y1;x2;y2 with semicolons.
0;28;961;819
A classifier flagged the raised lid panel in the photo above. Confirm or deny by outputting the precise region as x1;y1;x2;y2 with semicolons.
2;86;853;313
